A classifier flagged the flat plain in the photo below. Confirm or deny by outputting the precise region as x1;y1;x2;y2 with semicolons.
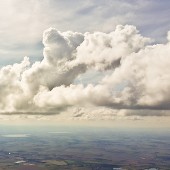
0;125;169;170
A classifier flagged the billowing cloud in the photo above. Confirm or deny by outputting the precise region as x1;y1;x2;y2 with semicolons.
0;25;170;118
70;25;150;70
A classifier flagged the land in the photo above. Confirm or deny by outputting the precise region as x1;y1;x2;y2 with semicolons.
0;125;169;170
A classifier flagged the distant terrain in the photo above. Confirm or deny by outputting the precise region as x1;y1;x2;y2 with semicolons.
0;125;169;170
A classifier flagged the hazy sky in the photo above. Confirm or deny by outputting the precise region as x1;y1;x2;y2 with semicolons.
0;0;170;65
0;0;170;122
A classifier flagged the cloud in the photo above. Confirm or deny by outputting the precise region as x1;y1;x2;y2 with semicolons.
0;57;30;111
70;25;150;71
102;37;170;110
33;25;151;111
0;24;170;119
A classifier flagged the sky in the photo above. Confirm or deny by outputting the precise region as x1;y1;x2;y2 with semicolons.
0;0;170;124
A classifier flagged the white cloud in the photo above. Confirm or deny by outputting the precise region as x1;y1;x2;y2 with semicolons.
103;37;170;109
71;25;150;70
0;24;170;119
0;57;30;111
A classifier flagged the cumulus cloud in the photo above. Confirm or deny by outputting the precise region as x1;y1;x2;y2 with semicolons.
70;25;150;70
1;25;170;118
0;57;30;111
103;40;170;110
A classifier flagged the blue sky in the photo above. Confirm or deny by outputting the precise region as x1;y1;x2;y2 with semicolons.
0;0;170;66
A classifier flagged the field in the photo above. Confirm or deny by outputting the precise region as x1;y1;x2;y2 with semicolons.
0;125;169;170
